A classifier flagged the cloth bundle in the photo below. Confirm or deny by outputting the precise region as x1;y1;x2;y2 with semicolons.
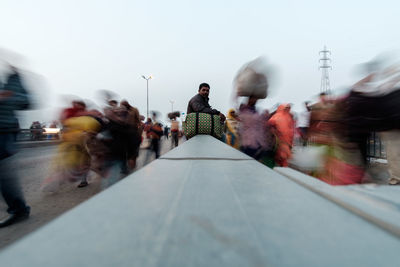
234;57;271;99
183;113;222;139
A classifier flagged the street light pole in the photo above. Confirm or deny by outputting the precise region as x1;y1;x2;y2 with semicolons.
169;100;175;113
146;79;149;119
141;75;152;119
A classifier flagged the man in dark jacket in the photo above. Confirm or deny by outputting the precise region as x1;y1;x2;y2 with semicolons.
0;66;31;227
187;83;226;121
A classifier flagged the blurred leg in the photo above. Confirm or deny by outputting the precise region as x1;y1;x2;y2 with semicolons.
0;157;29;214
172;132;178;147
0;133;30;216
152;139;160;159
174;133;178;147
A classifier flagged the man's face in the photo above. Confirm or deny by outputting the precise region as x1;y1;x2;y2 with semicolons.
199;86;210;98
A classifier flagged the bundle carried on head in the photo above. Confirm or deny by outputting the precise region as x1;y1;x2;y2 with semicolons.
234;57;273;99
168;111;181;119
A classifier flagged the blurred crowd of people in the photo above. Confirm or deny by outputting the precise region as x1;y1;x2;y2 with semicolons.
42;97;182;191
223;98;294;169
219;87;400;186
0;63;184;227
1;53;400;229
220;60;400;186
185;82;295;169
185;56;400;188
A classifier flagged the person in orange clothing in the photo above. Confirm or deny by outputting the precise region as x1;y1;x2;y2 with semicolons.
268;104;295;167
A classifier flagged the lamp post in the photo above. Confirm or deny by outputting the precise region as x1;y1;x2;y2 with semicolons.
141;75;152;119
169;100;175;113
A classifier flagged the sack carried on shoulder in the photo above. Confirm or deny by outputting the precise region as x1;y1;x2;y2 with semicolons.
183;113;222;139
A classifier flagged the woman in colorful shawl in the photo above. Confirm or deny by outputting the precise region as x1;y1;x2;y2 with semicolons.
224;108;240;149
268;104;295;167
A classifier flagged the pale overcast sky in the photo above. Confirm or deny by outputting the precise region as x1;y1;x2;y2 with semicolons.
1;0;399;126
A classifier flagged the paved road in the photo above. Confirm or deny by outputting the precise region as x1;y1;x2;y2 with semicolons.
0;137;182;249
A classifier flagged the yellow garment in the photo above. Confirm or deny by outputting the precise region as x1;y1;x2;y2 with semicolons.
55;142;90;169
225;109;240;149
56;116;101;170
62;116;102;142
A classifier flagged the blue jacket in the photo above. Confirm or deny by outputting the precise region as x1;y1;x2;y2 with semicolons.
0;72;30;132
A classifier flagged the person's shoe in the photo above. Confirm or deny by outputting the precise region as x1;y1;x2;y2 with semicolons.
0;212;30;228
77;181;89;188
388;178;400;185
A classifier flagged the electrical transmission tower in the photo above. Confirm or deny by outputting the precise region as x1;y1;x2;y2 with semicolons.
319;46;332;94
